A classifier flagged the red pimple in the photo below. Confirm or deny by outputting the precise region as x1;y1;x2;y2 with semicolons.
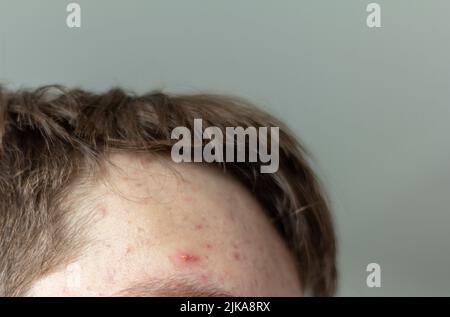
170;250;201;266
180;253;199;262
195;224;204;230
205;243;213;250
232;251;241;261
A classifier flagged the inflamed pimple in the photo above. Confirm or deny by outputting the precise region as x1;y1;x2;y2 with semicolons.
170;250;201;267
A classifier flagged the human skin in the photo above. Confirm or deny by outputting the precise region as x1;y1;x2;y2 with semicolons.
27;153;302;296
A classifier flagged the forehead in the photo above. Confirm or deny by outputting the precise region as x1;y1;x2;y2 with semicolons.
28;153;301;296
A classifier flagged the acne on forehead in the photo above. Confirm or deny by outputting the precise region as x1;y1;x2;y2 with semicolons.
126;158;297;289
29;154;301;296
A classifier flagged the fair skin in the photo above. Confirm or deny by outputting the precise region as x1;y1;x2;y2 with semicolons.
28;153;302;296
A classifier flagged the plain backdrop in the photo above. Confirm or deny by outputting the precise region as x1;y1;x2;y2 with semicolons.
1;0;449;296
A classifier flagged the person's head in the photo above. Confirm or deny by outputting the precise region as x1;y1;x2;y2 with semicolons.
0;85;336;297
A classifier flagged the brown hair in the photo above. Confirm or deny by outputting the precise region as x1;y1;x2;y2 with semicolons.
0;85;336;296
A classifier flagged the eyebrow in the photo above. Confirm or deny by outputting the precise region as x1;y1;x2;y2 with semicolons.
114;276;235;297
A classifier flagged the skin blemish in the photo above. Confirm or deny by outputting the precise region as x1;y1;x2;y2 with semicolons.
194;224;204;230
205;243;213;250
179;253;199;262
125;245;134;255
170;250;201;267
232;251;241;261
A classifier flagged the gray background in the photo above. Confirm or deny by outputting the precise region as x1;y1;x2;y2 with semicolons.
1;0;449;296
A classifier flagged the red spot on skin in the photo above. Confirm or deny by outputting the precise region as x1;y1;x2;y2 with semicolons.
195;224;204;230
232;251;241;261
126;246;134;255
205;243;213;250
180;253;199;262
170;250;201;267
